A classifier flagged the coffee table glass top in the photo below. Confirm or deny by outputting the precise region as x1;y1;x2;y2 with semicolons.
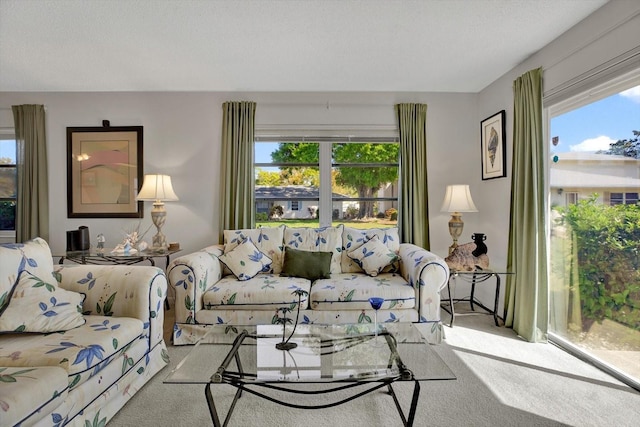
164;323;455;385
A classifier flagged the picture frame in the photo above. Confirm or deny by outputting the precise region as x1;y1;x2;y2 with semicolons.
480;110;506;180
67;123;143;218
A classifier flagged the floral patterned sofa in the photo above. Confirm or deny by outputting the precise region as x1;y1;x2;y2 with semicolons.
168;225;449;345
0;238;169;426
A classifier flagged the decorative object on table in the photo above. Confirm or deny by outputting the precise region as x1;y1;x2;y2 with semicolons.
445;241;489;271
471;232;488;257
66;225;90;251
66;121;143;218
368;297;385;341
111;244;137;255
136;174;179;251
111;220;152;254
274;289;309;351
480;110;506;180
441;185;478;254
96;233;105;253
168;242;180;251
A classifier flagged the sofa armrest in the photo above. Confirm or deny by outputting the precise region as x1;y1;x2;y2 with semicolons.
167;245;224;324
55;264;168;348
398;243;449;323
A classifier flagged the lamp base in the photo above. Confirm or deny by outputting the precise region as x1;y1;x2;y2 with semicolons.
150;202;168;251
151;232;168;251
448;212;464;255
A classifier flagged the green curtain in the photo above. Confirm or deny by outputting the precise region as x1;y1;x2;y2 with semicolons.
12;105;49;243
505;68;548;342
395;103;430;248
219;101;256;240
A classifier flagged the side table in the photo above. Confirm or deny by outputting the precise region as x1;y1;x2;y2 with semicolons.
55;248;181;309
441;268;514;327
56;248;181;267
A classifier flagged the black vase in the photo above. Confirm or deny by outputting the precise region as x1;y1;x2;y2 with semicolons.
66;226;91;251
471;233;487;257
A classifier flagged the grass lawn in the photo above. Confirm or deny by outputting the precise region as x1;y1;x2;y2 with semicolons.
256;219;398;229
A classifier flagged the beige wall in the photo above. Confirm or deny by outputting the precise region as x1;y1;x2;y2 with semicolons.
0;91;476;255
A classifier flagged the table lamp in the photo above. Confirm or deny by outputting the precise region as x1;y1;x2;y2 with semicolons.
441;184;478;254
137;174;179;251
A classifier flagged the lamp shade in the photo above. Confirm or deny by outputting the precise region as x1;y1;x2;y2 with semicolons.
440;185;478;213
137;174;179;202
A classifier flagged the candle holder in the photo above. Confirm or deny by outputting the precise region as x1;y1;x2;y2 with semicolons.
275;289;309;351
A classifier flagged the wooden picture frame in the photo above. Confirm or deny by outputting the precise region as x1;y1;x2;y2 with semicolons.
480;110;506;180
67;123;143;218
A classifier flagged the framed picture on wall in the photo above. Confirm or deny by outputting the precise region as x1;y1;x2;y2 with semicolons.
67;123;144;218
480;110;506;180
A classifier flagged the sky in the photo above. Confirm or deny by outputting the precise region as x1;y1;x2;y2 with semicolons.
550;85;640;154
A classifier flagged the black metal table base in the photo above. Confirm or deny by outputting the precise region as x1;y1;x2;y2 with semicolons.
442;271;502;327
204;379;420;427
205;330;421;426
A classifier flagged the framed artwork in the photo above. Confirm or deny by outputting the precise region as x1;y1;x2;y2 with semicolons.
480;110;506;180
67;123;143;218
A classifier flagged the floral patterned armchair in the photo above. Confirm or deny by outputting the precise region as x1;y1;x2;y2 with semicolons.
0;238;169;426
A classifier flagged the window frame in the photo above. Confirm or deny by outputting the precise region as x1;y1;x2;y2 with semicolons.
0;134;17;236
254;136;399;227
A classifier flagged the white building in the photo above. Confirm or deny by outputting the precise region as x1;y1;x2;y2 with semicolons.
550;152;640;207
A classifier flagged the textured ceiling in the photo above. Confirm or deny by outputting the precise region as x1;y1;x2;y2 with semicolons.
0;0;608;92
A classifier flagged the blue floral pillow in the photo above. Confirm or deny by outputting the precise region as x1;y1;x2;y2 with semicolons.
347;235;399;277
0;270;86;333
218;238;272;281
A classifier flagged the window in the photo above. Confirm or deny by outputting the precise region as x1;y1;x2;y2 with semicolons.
565;192;578;205
254;137;399;229
610;192;639;205
548;76;640;391
0;138;17;231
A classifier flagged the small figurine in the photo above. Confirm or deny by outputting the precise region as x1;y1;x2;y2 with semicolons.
97;233;105;250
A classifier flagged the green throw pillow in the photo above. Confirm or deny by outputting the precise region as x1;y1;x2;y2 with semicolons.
280;247;332;281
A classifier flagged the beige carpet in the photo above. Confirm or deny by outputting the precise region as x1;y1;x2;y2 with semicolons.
109;308;640;426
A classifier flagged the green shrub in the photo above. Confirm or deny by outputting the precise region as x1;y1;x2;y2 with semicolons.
385;208;398;221
559;197;640;330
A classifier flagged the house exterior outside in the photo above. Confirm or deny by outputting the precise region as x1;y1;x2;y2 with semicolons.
550;152;640;207
255;186;351;219
256;184;399;220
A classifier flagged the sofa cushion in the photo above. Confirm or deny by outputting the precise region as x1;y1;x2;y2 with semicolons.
0;270;86;333
1;238;57;306
224;226;285;274
219;238;272;281
284;225;343;274
310;273;415;310
0;315;145;389
0;366;68;427
202;274;311;310
341;227;400;273
280;247;332;281
347;235;400;277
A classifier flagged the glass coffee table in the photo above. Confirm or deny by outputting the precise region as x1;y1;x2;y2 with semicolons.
164;323;456;427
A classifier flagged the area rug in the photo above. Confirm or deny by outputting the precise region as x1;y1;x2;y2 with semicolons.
109;316;640;426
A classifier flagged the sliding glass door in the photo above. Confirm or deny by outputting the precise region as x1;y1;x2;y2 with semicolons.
547;74;640;389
